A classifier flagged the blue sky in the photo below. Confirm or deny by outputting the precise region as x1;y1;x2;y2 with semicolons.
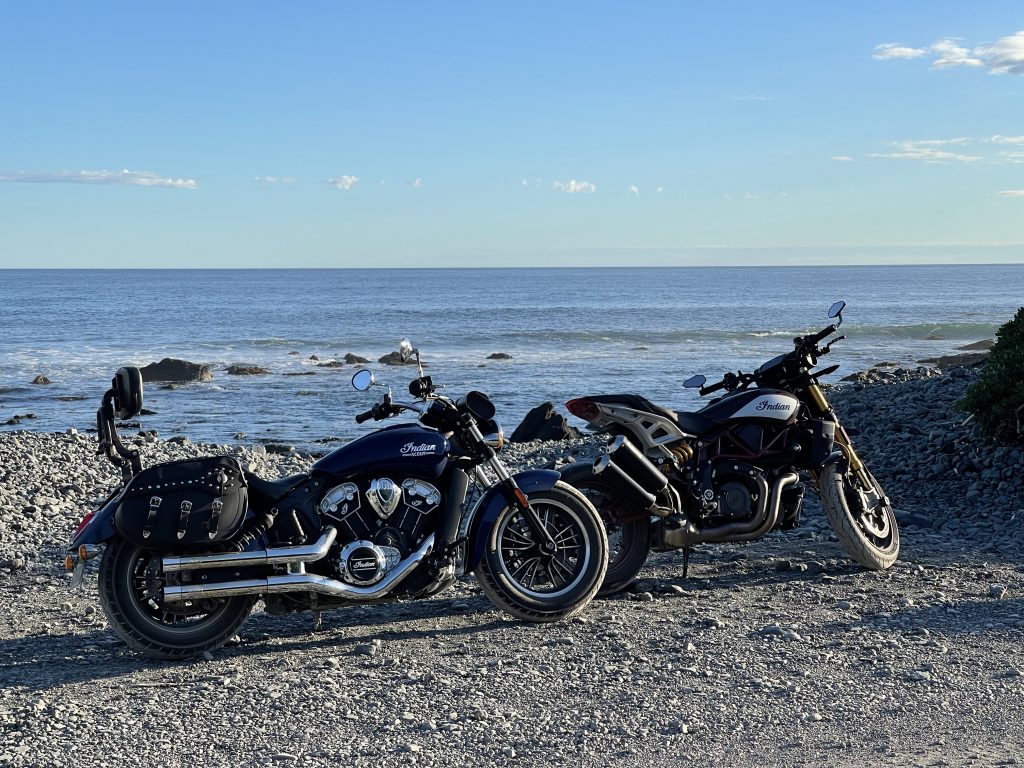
2;2;1023;268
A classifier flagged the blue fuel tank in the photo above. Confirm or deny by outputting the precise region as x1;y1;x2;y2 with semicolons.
312;424;449;479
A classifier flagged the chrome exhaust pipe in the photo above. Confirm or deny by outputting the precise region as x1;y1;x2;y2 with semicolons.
162;526;338;574
162;534;435;603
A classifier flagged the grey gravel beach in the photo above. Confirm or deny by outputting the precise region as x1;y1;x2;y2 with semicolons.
1;364;1022;767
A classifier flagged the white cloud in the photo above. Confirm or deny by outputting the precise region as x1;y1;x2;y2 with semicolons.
328;175;358;190
930;38;984;69
831;155;854;162
411;177;423;188
998;151;1024;163
874;31;1024;75
724;192;761;200
977;31;1024;75
655;186;664;194
873;43;928;60
553;179;596;194
254;176;296;184
628;185;639;195
998;189;1024;197
521;179;529;187
992;134;1024;145
868;140;981;163
0;169;196;188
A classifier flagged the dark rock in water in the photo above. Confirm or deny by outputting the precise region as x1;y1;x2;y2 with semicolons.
55;395;88;401
379;351;413;366
288;351;300;355
4;417;21;426
139;408;158;416
265;443;296;454
917;352;989;368
234;432;246;439
227;365;271;375
875;361;899;367
309;354;320;361
487;352;513;360
117;420;141;429
958;339;994;351
296;390;320;396
317;360;344;368
167;435;190;445
31;375;52;385
510;403;581;443
344;353;369;365
282;371;316;376
141;358;212;383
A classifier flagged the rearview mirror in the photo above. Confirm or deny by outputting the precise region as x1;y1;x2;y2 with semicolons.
399;338;414;362
351;370;375;391
828;301;846;319
683;374;706;389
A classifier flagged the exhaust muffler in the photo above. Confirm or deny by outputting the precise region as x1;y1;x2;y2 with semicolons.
593;436;672;516
163;526;338;574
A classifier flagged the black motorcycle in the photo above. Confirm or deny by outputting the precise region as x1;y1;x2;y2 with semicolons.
561;302;899;595
66;342;608;658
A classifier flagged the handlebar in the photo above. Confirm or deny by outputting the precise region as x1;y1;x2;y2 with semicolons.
805;323;837;347
355;408;376;424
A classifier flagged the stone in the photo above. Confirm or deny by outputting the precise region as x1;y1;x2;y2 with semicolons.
487;352;513;360
344;353;370;364
379;351;413;366
31;375;52;385
226;365;271;375
140;358;213;383
510;403;581;443
990;584;1008;599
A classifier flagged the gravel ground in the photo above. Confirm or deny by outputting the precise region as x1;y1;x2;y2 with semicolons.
1;366;1022;767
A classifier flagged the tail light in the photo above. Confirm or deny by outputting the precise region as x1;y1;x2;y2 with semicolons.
72;511;95;539
566;398;600;422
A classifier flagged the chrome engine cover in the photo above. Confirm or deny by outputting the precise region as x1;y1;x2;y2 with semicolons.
338;540;402;586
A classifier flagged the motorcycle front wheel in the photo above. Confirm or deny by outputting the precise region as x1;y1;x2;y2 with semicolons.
818;465;900;570
559;461;650;596
99;537;256;659
474;481;608;622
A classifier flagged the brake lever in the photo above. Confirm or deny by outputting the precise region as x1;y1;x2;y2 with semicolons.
821;335;846;354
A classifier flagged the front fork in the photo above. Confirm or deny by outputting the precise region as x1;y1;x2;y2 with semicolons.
806;383;874;490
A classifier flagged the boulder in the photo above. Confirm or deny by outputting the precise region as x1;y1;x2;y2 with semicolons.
31;375;51;385
317;360;344;368
226;365;271;375
958;339;994;351
487;352;513;360
140;358;213;383
344;353;369;365
510;403;581;443
379;351;413;366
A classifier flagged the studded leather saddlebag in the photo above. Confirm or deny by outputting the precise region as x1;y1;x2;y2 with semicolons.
114;456;248;548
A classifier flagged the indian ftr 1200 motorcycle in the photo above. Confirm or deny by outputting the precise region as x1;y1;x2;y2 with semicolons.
561;302;899;595
66;341;608;659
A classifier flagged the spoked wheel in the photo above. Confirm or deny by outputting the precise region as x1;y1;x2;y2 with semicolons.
818;464;900;570
475;482;608;622
99;537;255;659
559;462;650;596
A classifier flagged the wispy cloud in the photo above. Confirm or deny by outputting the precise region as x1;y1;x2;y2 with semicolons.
628;185;640;195
831;155;854;162
867;139;981;163
992;134;1024;145
872;43;928;60
723;192;761;200
553;179;596;194
998;189;1024;197
328;175;358;190
0;169;197;188
874;31;1024;75
254;175;296;184
411;177;423;188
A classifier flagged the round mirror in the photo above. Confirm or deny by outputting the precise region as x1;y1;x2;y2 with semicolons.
351;369;375;391
399;338;414;361
828;300;846;319
683;374;706;389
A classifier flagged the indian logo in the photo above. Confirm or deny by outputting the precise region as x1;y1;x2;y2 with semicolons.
367;477;402;519
400;441;437;456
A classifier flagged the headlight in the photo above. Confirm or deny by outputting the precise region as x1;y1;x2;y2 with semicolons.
482;419;504;450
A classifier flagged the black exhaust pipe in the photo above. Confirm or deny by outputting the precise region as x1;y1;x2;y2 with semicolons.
606;435;668;494
592;437;673;516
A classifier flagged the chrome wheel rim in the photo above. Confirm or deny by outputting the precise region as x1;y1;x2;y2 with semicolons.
495;500;590;599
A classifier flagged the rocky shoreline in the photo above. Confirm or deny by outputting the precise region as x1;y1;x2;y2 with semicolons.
1;363;1022;767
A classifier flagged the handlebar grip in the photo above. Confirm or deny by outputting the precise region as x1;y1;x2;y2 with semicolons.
699;380;726;396
807;324;836;346
355;409;375;424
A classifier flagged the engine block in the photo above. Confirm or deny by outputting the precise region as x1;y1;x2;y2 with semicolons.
319;476;441;551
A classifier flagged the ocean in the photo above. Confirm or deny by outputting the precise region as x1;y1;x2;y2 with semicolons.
1;265;1021;451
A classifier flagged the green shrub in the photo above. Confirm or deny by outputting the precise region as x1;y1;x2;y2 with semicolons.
959;306;1024;443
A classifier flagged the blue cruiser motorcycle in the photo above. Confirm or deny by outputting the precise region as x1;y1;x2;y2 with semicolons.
66;342;608;659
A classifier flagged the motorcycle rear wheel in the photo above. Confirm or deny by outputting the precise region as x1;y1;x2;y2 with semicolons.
559;462;650;596
818;465;899;570
99;537;256;659
474;482;608;622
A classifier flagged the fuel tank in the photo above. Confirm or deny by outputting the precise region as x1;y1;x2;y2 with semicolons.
698;388;800;425
312;424;449;479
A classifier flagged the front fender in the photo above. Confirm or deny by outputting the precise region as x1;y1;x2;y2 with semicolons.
464;469;560;572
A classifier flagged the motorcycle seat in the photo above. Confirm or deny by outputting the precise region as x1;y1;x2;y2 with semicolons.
246;472;309;506
674;410;718;437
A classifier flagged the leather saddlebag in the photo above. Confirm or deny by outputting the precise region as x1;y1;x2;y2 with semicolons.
114;456;247;548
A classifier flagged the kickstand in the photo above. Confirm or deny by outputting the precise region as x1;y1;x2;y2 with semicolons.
682;547;691;579
313;611;323;632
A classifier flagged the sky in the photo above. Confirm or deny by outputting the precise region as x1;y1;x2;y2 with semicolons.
1;2;1023;268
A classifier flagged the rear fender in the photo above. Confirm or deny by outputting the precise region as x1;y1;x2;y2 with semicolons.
69;494;120;549
464;469;560;572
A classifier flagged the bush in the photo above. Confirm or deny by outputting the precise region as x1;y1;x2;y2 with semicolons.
959;306;1024;443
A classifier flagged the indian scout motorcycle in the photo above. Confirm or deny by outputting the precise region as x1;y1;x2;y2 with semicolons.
65;342;608;659
560;302;899;595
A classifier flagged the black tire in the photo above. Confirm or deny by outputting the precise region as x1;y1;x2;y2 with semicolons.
818;465;900;570
474;481;608;622
98;537;255;660
560;462;650;596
